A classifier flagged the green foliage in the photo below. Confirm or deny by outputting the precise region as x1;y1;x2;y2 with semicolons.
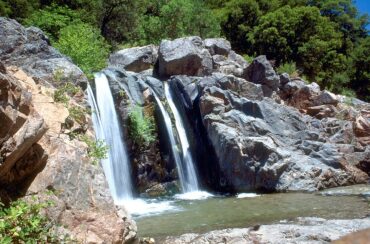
134;0;220;45
277;62;298;76
128;105;156;147
0;0;39;20
242;54;254;64
54;23;110;76
53;82;81;105
350;37;370;100
24;4;81;41
0;1;12;17
0;198;62;243
80;135;109;165
68;106;87;124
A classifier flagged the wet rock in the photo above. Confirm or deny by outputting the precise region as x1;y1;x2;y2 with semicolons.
109;45;158;73
164;217;370;244
319;184;370;196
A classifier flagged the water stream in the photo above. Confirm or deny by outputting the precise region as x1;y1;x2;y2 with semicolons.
136;192;370;241
164;82;199;193
87;73;133;202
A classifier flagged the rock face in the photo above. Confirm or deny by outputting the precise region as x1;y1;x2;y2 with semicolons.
0;18;136;243
0;63;48;200
110;35;370;193
164;217;370;244
0;17;88;88
172;74;368;192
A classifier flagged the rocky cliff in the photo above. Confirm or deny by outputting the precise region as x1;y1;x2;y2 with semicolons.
0;17;136;243
108;36;369;193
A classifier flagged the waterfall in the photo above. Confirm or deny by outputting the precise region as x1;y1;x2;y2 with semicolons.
87;73;133;202
150;90;187;191
164;82;199;192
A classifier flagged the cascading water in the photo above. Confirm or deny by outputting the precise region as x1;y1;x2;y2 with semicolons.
164;82;200;192
87;73;133;202
150;89;187;191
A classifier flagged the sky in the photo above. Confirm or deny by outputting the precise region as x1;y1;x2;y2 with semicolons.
355;0;370;29
355;0;370;16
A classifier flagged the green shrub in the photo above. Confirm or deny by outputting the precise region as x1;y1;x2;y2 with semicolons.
128;105;156;147
277;62;297;75
24;4;80;41
54;23;110;77
243;54;254;64
80;135;109;165
0;198;63;243
68;106;87;124
53;82;81;105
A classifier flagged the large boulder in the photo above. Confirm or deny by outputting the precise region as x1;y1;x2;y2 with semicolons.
0;18;88;88
109;45;158;73
157;36;212;78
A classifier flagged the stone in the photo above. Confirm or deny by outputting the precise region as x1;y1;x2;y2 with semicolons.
0;17;88;88
0;68;48;199
109;45;158;73
312;90;339;106
244;55;280;97
157;36;212;78
204;38;231;56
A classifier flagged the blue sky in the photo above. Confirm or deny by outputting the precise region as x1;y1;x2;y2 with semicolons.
355;0;370;16
355;0;370;29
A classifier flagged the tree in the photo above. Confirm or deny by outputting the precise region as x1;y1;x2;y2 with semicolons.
250;6;344;85
54;23;110;76
350;37;370;100
24;4;81;41
135;0;220;45
1;0;39;20
219;0;261;53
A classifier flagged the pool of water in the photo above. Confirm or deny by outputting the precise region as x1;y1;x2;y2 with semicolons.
135;192;370;239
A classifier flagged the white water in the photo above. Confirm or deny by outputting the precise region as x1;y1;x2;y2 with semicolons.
175;191;213;200
164;82;199;192
236;193;260;199
87;73;133;202
150;90;186;191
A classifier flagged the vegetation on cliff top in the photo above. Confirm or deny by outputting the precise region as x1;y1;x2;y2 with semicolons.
0;0;369;100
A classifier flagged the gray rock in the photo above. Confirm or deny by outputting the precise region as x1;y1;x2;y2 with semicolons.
196;77;367;192
204;38;231;56
109;45;158;73
244;55;280;97
157;36;212;78
0;17;88;88
279;73;291;85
